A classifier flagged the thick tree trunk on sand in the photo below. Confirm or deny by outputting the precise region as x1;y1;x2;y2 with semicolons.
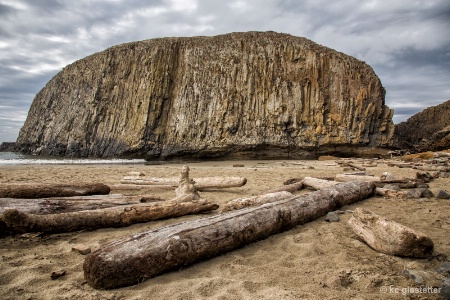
0;194;155;215
0;183;110;199
2;200;219;234
83;181;375;289
335;174;381;182
301;177;339;190
221;191;294;212
348;208;434;258
121;176;247;189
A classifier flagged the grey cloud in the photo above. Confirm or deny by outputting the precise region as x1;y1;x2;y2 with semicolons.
0;0;449;142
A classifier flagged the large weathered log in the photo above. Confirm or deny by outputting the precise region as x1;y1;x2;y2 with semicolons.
348;208;434;258
2;200;219;234
301;177;339;190
83;181;375;289
0;183;111;199
221;191;294;212
121;176;247;189
335;174;381;182
0;194;145;215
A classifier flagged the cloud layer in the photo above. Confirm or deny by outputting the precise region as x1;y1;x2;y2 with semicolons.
1;0;449;142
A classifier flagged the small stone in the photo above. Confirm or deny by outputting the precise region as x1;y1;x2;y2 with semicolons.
401;269;425;285
416;171;433;183
72;245;91;255
435;261;450;276
436;190;450;199
343;167;354;171
407;188;434;199
383;184;400;191
51;270;66;280
421;189;434;198
325;211;340;222
417;184;429;188
441;278;450;299
232;164;245;167
381;172;396;181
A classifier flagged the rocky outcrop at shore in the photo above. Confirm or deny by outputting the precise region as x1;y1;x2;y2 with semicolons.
395;100;450;152
0;142;18;152
17;31;395;160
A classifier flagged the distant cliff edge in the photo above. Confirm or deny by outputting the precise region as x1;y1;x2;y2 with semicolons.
395;99;450;152
17;31;395;160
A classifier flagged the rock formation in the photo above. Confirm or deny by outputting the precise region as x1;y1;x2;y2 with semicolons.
395;100;450;152
17;31;395;160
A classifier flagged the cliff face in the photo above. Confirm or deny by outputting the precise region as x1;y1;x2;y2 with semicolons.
17;31;395;159
395;100;450;151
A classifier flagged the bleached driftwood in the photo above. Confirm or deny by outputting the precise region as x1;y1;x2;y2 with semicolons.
221;191;294;212
108;184;177;191
347;163;366;171
2;200;219;234
0;194;148;215
0;183;110;199
348;208;433;258
375;188;407;198
173;166;200;202
335;174;381;182
121;176;247;190
83;181;375;289
301;177;339;190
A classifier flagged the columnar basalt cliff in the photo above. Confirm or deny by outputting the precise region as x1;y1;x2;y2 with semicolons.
17;32;395;160
395;100;450;151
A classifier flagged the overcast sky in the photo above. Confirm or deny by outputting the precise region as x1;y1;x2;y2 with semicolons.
0;0;449;143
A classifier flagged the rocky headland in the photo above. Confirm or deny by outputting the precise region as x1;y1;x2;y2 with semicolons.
395;99;450;152
17;31;395;160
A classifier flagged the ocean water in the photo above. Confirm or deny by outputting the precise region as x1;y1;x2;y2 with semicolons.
0;152;145;166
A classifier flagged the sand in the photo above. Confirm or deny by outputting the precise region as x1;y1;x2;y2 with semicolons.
0;159;449;299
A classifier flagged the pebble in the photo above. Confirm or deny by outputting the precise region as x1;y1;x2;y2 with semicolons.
383;184;400;191
407;188;434;199
51;270;66;280
435;261;450;276
72;245;91;255
325;211;340;222
441;278;450;299
436;190;450;199
401;269;425;285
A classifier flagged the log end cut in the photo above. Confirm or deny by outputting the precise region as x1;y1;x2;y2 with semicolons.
348;208;434;258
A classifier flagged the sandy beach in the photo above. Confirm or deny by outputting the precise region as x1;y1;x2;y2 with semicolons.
0;159;449;299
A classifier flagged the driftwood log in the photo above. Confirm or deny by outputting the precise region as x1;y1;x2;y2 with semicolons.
335;174;381;182
83;181;375;289
262;182;304;194
348;208;434;258
174;166;200;202
121;176;247;190
0;183;111;199
375;188;407;198
109;184;177;191
301;177;339;190
0;194;148;215
2;200;219;234
221;191;294;212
